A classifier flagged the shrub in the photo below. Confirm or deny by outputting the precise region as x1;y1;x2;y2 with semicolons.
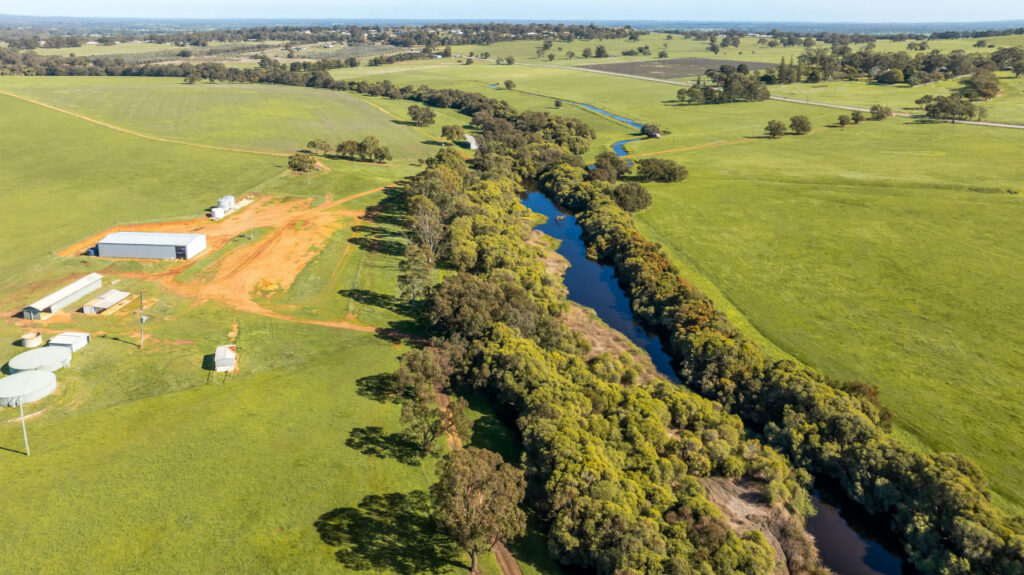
765;119;787;138
870;104;892;120
610;182;652;211
789;115;812;135
636;158;688;182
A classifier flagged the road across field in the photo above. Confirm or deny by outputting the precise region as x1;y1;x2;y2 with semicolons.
469;60;1024;131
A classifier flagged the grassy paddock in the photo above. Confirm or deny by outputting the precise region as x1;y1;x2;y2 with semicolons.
770;72;1024;124
633;117;1024;511
0;75;560;574
0;76;450;159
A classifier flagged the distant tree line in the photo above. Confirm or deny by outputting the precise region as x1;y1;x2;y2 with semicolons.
763;44;1023;89
0;22;642;53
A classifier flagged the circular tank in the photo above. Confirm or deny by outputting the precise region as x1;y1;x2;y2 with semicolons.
21;331;43;348
0;371;58;407
7;346;72;374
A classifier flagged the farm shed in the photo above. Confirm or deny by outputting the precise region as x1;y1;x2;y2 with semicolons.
0;371;58;407
214;345;237;373
23;273;103;320
7;346;72;374
49;332;90;353
83;290;131;315
97;232;207;260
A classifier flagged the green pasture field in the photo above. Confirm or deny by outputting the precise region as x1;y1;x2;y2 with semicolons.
0;309;507;575
0;76;556;574
333;59;842;154
0;76;461;159
450;33;1024;70
770;72;1024;125
631;117;1024;512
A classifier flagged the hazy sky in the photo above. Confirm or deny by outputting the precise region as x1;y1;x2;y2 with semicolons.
10;0;1024;22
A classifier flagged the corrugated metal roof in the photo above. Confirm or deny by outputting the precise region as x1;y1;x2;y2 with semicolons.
49;332;89;346
99;232;206;247
26;273;103;312
86;289;131;309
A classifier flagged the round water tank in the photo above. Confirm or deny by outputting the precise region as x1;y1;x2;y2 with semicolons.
0;371;57;407
21;331;43;348
7;346;72;374
211;207;225;220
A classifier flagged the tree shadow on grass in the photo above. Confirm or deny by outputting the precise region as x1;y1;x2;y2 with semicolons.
350;224;404;239
346;426;424;466
339;288;411;316
370;211;408;228
463;392;522;465
356;372;405;403
315;490;465;575
347;236;407;257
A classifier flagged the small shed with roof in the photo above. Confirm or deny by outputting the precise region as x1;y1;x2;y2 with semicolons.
83;289;131;315
49;331;91;353
214;345;237;373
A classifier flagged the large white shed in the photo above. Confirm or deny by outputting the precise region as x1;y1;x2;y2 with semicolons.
97;232;207;260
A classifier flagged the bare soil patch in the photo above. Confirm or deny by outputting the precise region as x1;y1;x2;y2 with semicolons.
564;304;660;383
55;187;393;333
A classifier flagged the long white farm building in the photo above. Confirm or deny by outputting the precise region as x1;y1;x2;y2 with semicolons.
98;232;207;260
23;273;103;320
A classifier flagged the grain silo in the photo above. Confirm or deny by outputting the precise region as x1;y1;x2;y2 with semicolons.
7;346;72;374
0;371;58;407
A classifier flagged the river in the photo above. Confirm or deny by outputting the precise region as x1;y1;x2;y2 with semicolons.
496;79;911;572
522;190;912;575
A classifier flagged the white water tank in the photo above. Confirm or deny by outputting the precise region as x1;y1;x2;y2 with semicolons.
211;207;225;220
218;195;235;210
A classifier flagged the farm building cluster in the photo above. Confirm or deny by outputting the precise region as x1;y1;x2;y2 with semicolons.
5;195;256;413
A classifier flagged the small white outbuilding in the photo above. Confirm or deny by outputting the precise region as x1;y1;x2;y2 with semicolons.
49;331;90;353
214;345;237;373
